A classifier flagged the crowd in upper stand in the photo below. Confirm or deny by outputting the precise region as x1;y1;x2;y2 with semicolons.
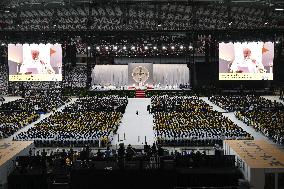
151;95;253;146
8;81;62;96
208;95;284;112
15;96;128;146
63;65;87;88
0;64;8;95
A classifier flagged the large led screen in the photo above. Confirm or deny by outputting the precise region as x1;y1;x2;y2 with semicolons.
219;42;274;80
8;44;62;81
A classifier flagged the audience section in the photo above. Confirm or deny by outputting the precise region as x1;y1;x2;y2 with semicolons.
209;95;283;112
152;95;253;146
15;96;128;147
0;95;69;139
209;95;284;144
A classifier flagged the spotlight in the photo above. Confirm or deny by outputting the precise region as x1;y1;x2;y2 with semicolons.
189;45;193;49
113;46;118;50
153;46;157;50
162;46;166;50
228;22;232;26
87;46;91;50
123;46;127;50
96;46;100;50
105;46;109;50
264;22;268;25
180;45;184;49
131;46;135;50
144;46;148;50
171;46;175;50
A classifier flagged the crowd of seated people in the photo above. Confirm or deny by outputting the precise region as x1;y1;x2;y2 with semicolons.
15;96;128;146
208;95;284;112
63;65;87;88
8;81;62;96
0;92;69;138
152;95;253;146
0;112;39;139
235;110;284;144
62;96;128;113
0;64;8;95
0;95;70;113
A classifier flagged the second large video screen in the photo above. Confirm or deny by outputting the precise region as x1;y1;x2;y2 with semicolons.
219;41;274;80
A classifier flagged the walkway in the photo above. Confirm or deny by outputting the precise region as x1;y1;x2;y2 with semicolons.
2;96;22;103
112;98;155;147
200;97;227;112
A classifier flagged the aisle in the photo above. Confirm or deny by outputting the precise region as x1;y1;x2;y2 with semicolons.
2;96;22;103
6;98;78;142
112;98;154;147
200;97;227;112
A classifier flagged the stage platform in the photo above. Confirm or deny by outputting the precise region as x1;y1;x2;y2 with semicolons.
86;88;193;98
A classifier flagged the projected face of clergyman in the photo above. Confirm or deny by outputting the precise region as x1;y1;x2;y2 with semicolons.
31;50;39;60
243;48;251;59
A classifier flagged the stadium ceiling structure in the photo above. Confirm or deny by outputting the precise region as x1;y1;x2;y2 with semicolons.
0;0;283;32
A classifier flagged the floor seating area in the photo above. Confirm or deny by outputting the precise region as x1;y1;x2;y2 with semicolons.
15;96;128;147
152;95;253;146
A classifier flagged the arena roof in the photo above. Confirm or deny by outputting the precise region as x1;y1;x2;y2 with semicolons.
0;1;283;32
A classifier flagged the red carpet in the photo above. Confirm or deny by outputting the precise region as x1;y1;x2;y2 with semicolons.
135;90;146;98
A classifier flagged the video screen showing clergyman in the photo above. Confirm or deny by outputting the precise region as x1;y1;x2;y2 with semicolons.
8;44;62;81
219;42;274;80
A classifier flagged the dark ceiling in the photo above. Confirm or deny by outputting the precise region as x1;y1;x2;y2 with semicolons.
0;0;283;32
